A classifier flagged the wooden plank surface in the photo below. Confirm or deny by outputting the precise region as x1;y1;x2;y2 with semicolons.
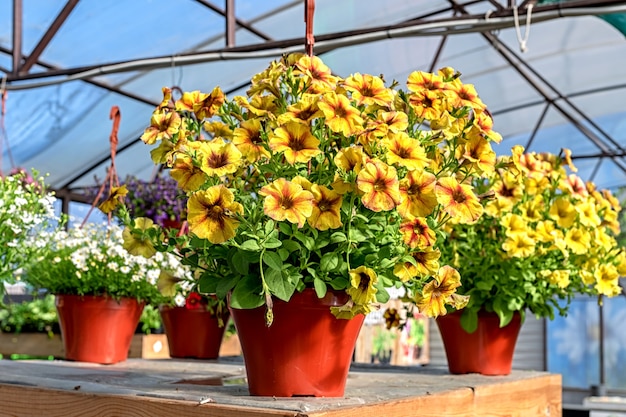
0;359;561;417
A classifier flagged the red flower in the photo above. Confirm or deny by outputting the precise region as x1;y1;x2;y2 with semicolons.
185;292;204;310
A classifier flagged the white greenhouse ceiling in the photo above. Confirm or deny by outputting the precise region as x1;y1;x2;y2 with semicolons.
2;0;626;199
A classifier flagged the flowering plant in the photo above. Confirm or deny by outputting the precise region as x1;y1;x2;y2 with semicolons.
439;146;626;332
0;168;57;298
86;174;187;228
124;53;503;323
24;222;192;306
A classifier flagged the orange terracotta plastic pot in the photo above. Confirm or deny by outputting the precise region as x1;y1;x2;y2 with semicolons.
55;295;144;364
230;289;365;397
436;309;522;375
160;305;229;359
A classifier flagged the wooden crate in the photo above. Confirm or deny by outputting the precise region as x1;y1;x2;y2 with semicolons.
0;332;240;360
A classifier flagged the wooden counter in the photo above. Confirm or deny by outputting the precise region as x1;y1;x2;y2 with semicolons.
0;358;561;417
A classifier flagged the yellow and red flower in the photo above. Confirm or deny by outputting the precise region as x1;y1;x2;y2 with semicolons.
187;185;243;244
269;121;321;164
259;178;314;228
356;159;401;212
435;177;483;223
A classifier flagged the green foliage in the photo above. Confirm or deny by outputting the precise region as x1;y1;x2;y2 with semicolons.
23;223;189;306
440;148;626;332
138;304;163;334
0;295;58;334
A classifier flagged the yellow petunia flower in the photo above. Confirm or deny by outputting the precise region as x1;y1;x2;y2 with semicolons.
259;178;314;228
277;94;323;126
343;73;393;107
356;159;401;212
233;118;270;163
98;185;128;214
502;232;536;258
406;71;445;93
308;184;342;231
347;266;378;306
414;265;462;317
575;200;601;228
122;217;158;258
269;121;321;164
393;249;441;282
141;110;181;145
461;128;496;174
197;138;242;178
564;227;591;255
384;132;430;171
398;170;438;218
549;197;577;228
294;55;340;94
400;217;436;250
435;176;483;224
187;185;243;244
318;92;364;136
408;90;444;121
594;264;621;297
170;153;207;192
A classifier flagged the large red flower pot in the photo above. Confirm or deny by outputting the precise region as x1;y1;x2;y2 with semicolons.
436;309;522;375
160;305;229;359
55;294;144;364
230;289;365;397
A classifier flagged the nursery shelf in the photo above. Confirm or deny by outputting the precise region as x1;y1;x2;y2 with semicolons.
0;358;560;417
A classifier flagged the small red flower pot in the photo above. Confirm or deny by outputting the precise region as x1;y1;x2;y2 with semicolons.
436;309;522;375
159;303;229;359
56;294;144;364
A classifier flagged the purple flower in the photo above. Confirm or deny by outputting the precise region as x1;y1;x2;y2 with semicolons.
84;174;186;227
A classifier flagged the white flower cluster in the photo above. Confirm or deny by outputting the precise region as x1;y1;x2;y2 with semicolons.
36;223;193;286
0;173;58;284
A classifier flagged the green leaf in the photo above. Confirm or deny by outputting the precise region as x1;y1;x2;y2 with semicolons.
263;238;283;249
230;276;264;309
278;222;292;235
313;278;327;298
378;258;395;269
460;309;478;333
263;251;283;271
313;237;330;250
277;248;290;261
265;269;297;302
294;232;316;251
320;252;340;272
348;229;367;242
231;250;250;275
375;286;390;304
264;219;275;235
215;275;239;299
282;240;301;253
240;239;261;251
330;232;347;243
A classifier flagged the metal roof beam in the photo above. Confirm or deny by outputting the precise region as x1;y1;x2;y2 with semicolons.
192;0;274;41
5;0;626;85
0;45;158;107
11;0;22;75
18;0;80;74
448;0;626;174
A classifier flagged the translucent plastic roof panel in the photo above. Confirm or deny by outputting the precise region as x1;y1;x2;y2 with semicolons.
2;0;626;192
